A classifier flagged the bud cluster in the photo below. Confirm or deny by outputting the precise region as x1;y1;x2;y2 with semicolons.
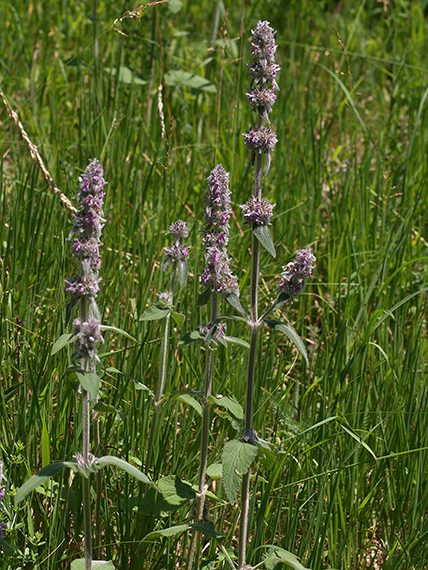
277;246;316;298
200;165;239;297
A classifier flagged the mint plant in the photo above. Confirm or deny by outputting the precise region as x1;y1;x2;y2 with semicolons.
14;160;155;570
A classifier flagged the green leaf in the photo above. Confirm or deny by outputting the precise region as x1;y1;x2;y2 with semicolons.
95;456;156;487
264;320;308;367
93;401;118;414
224;336;250;349
171;392;202;416
104;66;147;85
191;521;222;538
76;370;100;401
142;523;190;542
206;463;223;480
140;305;171;321
41;417;50;469
177;259;188;289
209;395;243;422
164;70;216;93
253;224;276;258
100;325;136;342
139;475;196;516
51;332;75;355
222;440;258;503
196;288;212;306
71;560;115;569
225;294;248;318
262;546;311;570
179;330;205;345
171;312;185;327
15;462;77;505
168;0;183;13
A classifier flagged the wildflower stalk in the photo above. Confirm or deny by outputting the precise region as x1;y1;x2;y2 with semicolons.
145;221;189;475
238;21;279;569
186;165;238;570
66;159;107;570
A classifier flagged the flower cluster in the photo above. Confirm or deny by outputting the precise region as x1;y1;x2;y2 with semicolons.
199;321;227;348
73;317;104;362
66;159;107;363
161;219;190;271
243;21;280;171
277;246;316;298
200;165;239;297
241;195;275;226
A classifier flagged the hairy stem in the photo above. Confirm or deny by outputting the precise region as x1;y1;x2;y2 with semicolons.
186;294;219;570
239;151;263;570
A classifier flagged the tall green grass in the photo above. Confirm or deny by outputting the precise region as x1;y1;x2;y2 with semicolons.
1;1;428;568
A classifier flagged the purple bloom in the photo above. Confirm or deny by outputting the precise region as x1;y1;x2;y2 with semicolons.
163;244;190;263
73;316;104;362
241;195;275;225
242;126;278;154
200;165;239;297
168;220;189;239
199;322;227;348
277;246;316;299
246;88;277;123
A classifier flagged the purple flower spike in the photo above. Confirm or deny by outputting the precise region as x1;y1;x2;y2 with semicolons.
200;165;239;297
277;246;316;299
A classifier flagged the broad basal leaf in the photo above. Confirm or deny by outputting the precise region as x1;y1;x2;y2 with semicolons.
222;440;258;503
142;524;190;542
139;475;196;516
71;560;115;569
104;66;147;85
164;70;216;93
263;546;312;570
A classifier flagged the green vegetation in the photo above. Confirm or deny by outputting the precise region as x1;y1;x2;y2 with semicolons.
1;0;428;568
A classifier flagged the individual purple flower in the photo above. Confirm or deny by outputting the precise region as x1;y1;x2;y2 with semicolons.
241;195;275;226
277;246;316;299
73;316;104;362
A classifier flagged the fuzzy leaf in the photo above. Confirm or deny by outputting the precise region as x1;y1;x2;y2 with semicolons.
104;65;147;85
253;224;276;258
209;395;243;422
142;523;190;542
263;546;311;570
100;325;136;342
139;475;195;516
206;463;223;480
177;259;188;289
71;560;115;570
171;312;185;327
139;305;170;321
171;392;202;416
95;456;156;487
225;293;248;318
15;462;77;505
179;330;205;345
51;333;75;355
264;320;308;367
76;370;100;401
222;440;258;503
224;336;250;349
196;288;212;306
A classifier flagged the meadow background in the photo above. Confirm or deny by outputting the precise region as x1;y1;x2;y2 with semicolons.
1;0;428;568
